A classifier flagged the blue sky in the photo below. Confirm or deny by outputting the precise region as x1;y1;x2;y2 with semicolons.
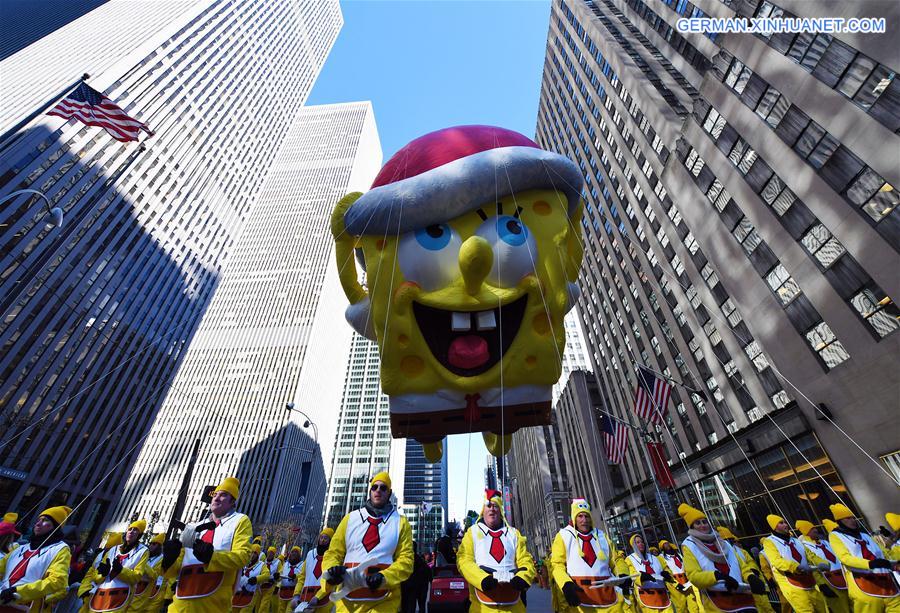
307;0;552;522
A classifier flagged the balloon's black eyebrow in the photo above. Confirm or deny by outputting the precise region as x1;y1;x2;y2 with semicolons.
477;208;488;221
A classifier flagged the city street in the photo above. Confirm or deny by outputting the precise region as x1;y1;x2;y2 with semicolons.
526;587;553;612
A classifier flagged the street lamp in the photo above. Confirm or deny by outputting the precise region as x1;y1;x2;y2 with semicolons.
285;402;318;444
0;189;63;230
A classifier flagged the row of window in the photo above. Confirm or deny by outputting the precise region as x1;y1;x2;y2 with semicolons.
710;49;899;245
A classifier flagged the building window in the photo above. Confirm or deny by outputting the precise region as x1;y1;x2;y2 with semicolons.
771;390;790;409
800;224;845;268
766;264;801;304
804;321;850;369
850;290;900;338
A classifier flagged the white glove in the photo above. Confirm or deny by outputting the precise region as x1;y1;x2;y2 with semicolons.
294;602;310;612
180;522;201;548
817;563;831;572
494;569;515;584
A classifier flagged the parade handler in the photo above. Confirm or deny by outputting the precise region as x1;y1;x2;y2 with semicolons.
162;476;253;612
321;472;413;612
679;504;755;613
232;543;269;612
458;489;535;613
762;514;828;613
657;540;699;613
828;504;899;613
290;528;334;611
550;498;627;613
623;534;674;613
796;520;850;613
89;518;150;612
0;506;72;612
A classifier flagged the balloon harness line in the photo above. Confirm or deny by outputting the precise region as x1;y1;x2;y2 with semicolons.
540;158;891;539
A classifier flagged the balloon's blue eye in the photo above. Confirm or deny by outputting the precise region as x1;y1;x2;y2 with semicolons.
496;216;527;246
414;224;452;251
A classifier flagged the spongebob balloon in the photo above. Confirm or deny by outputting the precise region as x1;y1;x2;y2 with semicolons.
330;125;584;461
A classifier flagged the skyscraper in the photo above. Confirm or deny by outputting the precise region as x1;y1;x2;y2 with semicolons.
401;440;448;550
114;101;382;532
535;0;898;537
0;0;342;537
323;333;400;528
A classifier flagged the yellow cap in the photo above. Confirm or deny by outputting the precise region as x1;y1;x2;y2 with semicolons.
678;503;705;527
253;536;262;544
2;513;17;523
885;513;900;532
658;540;671;550
717;526;736;540
290;545;301;553
150;533;165;545
39;506;72;526
251;544;261;554
105;532;123;548
128;519;147;534
267;546;277;555
321;527;335;538
215;476;240;500
830;504;853;521
481;489;505;521
369;471;391;490
821;519;838;533
795;520;815;536
571;499;592;525
649;547;660;555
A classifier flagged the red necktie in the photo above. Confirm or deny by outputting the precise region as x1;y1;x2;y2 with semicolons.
787;540;803;563
313;555;323;579
488;529;505;563
643;559;654;574
243;567;251;577
8;549;38;585
705;542;730;575
673;555;683;570
200;519;220;544
818;543;836;564
362;517;381;552
856;539;876;561
578;534;596;567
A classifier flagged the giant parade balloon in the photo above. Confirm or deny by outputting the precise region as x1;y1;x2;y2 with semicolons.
330;125;585;461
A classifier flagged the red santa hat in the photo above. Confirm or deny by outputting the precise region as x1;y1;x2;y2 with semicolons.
342;125;583;236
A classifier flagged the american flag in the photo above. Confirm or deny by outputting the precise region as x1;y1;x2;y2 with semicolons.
633;365;672;424
600;413;629;464
48;82;152;142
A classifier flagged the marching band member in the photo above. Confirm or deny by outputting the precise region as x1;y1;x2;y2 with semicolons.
678;504;754;613
232;543;269;612
715;527;773;613
549;499;626;613
162;476;253;612
796;520;850;613
260;546;282;613
0;514;20;564
133;533;168;613
762;514;827;613
321;471;413;612
290;528;334;611
828;504;899;613
623;534;673;613
0;506;72;611
657;540;698;613
277;547;303;612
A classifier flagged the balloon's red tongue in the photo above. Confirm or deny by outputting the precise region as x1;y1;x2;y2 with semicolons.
448;335;489;369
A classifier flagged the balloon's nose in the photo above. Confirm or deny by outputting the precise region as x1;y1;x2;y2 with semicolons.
459;236;493;295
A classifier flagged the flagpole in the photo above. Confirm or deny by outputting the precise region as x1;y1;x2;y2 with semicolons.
637;362;707;400
629;363;679;546
0;73;89;154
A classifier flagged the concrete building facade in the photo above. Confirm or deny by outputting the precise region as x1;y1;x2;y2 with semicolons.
114;102;381;533
534;0;898;543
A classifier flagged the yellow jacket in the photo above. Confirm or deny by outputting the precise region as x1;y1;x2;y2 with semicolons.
682;544;720;589
293;551;327;600
550;529;622;590
165;513;253;613
0;541;71;612
320;509;414;611
828;531;882;571
762;537;804;576
458;524;535;612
